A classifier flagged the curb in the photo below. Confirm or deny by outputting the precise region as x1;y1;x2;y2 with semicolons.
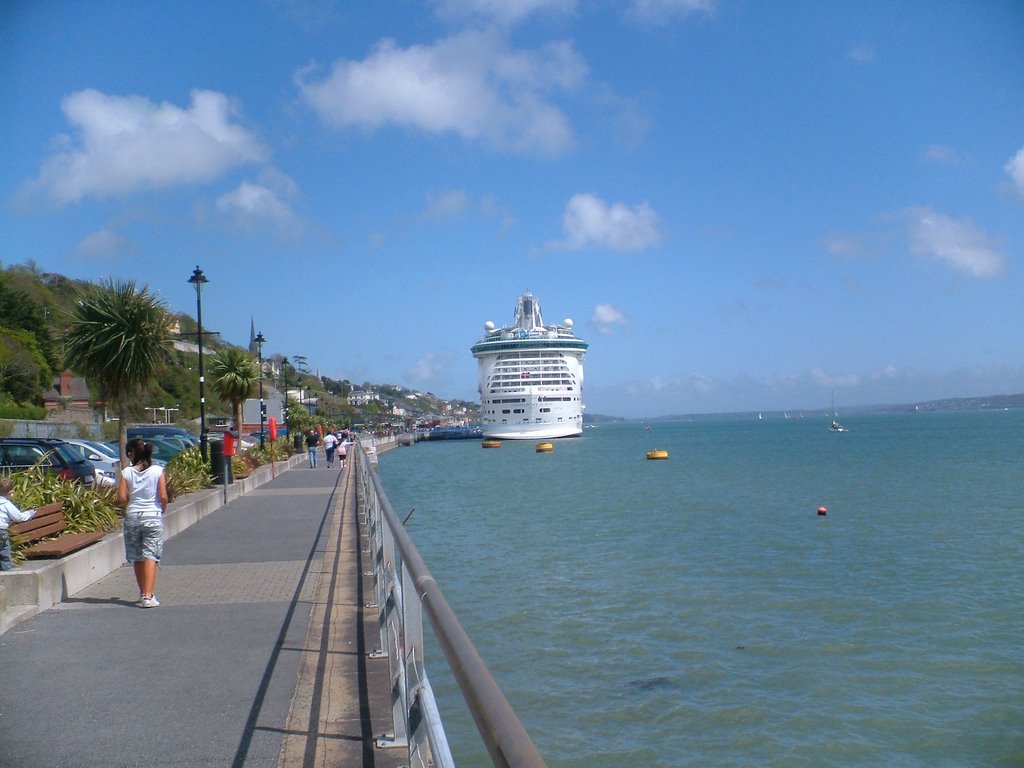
0;454;307;635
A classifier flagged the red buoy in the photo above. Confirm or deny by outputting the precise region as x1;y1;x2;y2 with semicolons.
817;506;828;516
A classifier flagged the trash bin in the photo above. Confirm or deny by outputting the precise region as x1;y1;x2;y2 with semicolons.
293;434;302;452
210;440;233;485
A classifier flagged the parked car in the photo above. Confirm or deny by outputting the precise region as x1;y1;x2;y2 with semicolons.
0;438;97;486
62;439;121;488
103;441;166;468
143;435;193;463
127;425;200;446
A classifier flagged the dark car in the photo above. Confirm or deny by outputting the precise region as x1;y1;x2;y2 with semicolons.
127;426;200;446
143;435;193;463
0;438;96;487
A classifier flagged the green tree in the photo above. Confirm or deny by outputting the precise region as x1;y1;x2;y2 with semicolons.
63;280;174;465
0;328;51;403
208;347;259;437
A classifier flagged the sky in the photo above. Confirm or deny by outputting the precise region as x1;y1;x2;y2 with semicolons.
2;0;1023;419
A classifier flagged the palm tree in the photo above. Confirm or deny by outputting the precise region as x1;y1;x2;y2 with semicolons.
63;280;174;466
208;347;260;440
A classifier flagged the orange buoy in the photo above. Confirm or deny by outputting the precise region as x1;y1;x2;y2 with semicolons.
817;506;828;516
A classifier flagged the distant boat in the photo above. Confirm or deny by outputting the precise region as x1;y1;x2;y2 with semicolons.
830;392;848;432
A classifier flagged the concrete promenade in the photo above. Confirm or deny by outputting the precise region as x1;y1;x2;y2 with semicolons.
0;456;405;768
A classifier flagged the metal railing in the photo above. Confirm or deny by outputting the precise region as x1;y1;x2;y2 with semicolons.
354;440;549;768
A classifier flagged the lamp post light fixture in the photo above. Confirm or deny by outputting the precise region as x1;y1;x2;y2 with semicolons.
281;356;289;439
254;331;266;449
188;265;210;462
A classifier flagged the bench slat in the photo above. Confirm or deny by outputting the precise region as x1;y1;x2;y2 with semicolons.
10;503;65;540
22;530;108;559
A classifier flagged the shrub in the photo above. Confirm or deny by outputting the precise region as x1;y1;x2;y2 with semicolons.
164;446;211;501
0;404;46;420
231;453;253;479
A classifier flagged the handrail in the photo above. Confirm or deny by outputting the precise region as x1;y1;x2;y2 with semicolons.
354;440;548;768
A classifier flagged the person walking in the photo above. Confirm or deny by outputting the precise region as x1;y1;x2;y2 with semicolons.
322;430;337;468
117;437;167;608
305;429;320;468
0;477;35;571
338;434;349;470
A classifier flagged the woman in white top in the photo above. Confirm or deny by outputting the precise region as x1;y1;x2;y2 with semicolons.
117;438;168;608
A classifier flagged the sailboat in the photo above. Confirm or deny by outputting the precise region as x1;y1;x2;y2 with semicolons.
829;392;848;432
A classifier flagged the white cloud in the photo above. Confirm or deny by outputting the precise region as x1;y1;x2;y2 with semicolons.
810;368;862;389
26;89;267;205
423;189;470;219
550;193;662;251
296;31;585;154
824;235;867;259
847;44;877;63
591;303;629;334
480;194;517;232
434;0;576;26
408;351;454;383
74;228;139;261
628;0;716;23
921;143;956;164
1005;147;1024;196
903;206;1004;278
215;176;300;236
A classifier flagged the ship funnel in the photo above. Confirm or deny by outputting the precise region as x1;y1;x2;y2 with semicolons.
515;293;544;330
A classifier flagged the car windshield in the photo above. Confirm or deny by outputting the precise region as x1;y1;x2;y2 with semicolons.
51;443;86;464
89;442;119;459
63;443;91;460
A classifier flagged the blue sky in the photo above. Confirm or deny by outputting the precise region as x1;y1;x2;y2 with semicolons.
3;0;1023;418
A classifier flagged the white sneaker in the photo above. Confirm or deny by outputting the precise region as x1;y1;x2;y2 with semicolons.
139;595;160;608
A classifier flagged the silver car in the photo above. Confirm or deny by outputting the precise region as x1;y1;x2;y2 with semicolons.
62;439;121;488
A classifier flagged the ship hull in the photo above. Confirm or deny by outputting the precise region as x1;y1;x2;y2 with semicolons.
482;421;583;440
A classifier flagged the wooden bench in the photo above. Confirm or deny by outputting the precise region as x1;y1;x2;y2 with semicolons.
9;502;108;559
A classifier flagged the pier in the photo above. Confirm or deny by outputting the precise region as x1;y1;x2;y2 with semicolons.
0;441;547;767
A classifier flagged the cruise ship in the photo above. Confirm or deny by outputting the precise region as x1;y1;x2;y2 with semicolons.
472;293;588;439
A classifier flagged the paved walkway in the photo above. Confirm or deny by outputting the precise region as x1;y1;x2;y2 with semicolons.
0;460;405;768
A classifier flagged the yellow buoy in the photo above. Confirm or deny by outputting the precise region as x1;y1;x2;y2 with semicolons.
535;441;553;453
646;449;669;460
481;439;502;448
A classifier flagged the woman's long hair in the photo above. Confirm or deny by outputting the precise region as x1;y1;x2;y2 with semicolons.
126;437;153;470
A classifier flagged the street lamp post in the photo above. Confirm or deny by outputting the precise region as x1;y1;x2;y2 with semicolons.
188;266;210;462
254;332;266;449
281;356;289;439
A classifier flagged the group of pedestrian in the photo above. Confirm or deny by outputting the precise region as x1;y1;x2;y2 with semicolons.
6;425;351;608
305;428;351;469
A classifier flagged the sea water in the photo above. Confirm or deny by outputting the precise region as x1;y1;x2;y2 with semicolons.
378;410;1024;767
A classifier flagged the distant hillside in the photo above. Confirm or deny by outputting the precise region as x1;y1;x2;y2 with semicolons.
645;393;1024;422
583;412;625;425
0;262;476;426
